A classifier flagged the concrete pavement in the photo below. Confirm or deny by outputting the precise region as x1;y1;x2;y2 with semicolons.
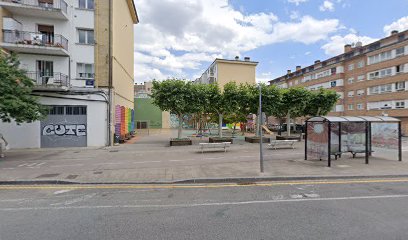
0;129;407;183
1;178;408;239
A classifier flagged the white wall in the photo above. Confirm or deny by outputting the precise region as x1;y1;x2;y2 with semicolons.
18;53;69;76
0;121;40;149
0;94;107;149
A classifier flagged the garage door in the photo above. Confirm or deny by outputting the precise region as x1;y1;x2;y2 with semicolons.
41;105;87;148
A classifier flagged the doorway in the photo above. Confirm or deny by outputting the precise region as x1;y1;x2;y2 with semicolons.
37;24;54;45
37;60;54;84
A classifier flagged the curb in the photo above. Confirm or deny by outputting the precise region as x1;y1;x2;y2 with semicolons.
1;174;408;185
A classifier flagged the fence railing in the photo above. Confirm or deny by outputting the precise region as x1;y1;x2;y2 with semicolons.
25;71;70;87
1;0;68;14
3;30;68;51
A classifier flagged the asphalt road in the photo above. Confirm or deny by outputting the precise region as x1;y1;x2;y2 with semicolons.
1;178;408;240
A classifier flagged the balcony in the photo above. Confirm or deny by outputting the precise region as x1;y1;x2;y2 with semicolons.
26;71;70;91
1;30;69;56
0;0;68;20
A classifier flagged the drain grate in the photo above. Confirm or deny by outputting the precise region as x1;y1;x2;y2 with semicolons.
66;174;79;179
93;171;103;174
36;173;60;178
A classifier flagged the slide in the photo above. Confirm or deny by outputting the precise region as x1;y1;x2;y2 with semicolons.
262;125;272;135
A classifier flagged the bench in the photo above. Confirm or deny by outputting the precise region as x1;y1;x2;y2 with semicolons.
268;140;297;149
349;149;374;158
331;151;343;160
199;142;231;153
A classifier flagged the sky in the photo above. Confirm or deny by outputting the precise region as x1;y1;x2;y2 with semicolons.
133;0;408;83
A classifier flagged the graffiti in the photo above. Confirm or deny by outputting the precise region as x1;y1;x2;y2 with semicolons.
42;124;86;137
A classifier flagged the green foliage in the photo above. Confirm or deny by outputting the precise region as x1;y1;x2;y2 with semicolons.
151;79;197;116
0;53;47;124
304;88;339;116
275;87;311;119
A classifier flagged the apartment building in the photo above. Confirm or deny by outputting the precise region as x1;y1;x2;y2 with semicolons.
195;57;258;87
269;29;408;135
0;0;138;148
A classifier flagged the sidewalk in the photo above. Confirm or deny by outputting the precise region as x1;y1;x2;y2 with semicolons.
0;129;407;184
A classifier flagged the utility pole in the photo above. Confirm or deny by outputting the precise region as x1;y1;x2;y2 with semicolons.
259;84;264;173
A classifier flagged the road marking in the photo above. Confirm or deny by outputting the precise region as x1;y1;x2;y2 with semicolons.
1;178;408;190
0;194;407;211
51;193;96;206
169;160;183;162
53;190;73;195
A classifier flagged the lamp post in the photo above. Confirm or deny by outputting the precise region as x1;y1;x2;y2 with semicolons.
259;83;264;173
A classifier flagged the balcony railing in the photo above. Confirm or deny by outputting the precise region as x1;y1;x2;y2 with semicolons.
77;72;95;79
25;71;69;88
3;30;68;51
1;0;68;14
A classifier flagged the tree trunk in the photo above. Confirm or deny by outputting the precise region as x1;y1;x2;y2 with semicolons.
286;112;291;136
178;114;183;139
218;113;223;138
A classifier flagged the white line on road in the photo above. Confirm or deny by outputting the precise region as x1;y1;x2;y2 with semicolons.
169;160;183;162
132;161;161;164
0;194;407;211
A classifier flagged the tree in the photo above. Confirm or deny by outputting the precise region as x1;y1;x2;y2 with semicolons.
304;88;339;116
275;87;311;136
206;82;242;138
0;53;47;124
151;79;197;139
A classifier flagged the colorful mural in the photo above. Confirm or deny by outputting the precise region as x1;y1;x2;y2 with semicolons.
115;105;134;138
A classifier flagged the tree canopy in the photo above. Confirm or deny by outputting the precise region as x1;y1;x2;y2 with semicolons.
304;88;339;116
0;53;47;124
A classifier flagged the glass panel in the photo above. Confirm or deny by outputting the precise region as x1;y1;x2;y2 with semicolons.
87;0;94;9
79;0;86;9
78;30;86;43
307;122;329;160
87;30;94;44
341;122;366;152
371;123;399;160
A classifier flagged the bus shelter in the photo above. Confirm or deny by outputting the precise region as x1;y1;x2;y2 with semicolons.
305;116;402;167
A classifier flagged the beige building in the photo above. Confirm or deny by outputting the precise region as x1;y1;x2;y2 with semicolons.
195;57;258;87
269;29;408;135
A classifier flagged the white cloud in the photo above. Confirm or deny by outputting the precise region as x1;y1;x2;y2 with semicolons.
287;0;308;6
304;51;311;55
319;1;334;12
289;11;300;20
134;0;340;82
384;16;408;36
321;34;378;56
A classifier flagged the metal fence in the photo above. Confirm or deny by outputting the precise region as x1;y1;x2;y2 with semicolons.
3;30;68;51
25;71;70;87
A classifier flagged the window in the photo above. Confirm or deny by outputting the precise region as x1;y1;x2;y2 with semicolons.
396;64;404;74
396;81;405;91
357;103;364;110
357;75;365;81
331;67;336;75
369;86;379;95
48;106;64;115
77;63;94;79
380;84;392;93
368;50;392;65
395;101;405;109
348;64;354;71
348;77;354;84
357;89;364;96
348;104;354;110
368;68;392;80
78;29;94;44
66;106;87;115
396;47;405;56
348;91;354;97
78;0;94;9
330;81;337;87
357;61;364;68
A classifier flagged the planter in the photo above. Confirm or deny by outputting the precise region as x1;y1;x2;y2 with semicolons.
245;136;270;143
209;137;233;143
170;138;192;146
276;135;301;141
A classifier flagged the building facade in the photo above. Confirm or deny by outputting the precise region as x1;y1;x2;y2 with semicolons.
269;29;408;135
195;57;258;87
0;0;138;148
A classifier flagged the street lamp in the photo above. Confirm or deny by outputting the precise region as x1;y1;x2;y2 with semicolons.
258;83;264;173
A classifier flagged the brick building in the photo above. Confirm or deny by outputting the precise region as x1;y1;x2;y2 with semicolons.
269;29;408;135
